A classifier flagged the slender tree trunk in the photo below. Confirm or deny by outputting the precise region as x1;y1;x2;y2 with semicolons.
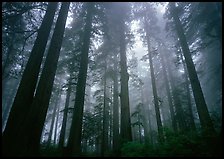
119;14;132;144
58;77;72;150
170;2;215;133
2;80;19;131
180;52;196;131
2;34;15;81
2;3;58;156
159;49;177;132
66;3;94;156
54;102;60;145
137;113;142;143
112;55;119;154
140;86;150;144
213;2;221;44
16;2;69;156
166;60;187;132
46;90;61;148
145;23;164;143
101;64;109;156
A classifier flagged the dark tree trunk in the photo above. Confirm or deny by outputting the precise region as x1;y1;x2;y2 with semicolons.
180;52;196;131
46;89;61;148
145;24;164;143
66;2;94;156
2;3;58;156
58;77;72;150
112;55;119;154
101;64;109;156
159;49;177;132
170;2;215;134
166;60;187;132
137;112;142;143
16;2;69;156
119;14;132;144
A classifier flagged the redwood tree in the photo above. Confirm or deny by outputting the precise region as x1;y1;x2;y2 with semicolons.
169;2;215;134
2;2;58;156
17;2;70;155
66;2;94;156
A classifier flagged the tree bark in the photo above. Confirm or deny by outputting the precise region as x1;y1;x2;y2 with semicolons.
145;22;164;143
2;3;58;156
46;89;61;148
159;48;177;132
54;101;60;145
66;2;94;156
17;2;69;155
101;63;109;156
58;77;72;150
119;13;132;144
140;86;150;144
170;2;215;133
180;52;196;131
112;55;119;154
166;59;187;132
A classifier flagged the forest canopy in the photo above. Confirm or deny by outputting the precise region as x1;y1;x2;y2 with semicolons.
2;2;222;157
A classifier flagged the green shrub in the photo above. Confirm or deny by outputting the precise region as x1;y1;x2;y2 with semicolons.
121;141;148;157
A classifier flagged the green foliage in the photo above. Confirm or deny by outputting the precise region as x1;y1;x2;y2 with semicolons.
40;144;60;157
121;141;147;157
120;128;222;157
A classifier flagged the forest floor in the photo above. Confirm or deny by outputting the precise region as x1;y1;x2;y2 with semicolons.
40;130;222;157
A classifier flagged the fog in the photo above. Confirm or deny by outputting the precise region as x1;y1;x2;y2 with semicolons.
2;2;222;157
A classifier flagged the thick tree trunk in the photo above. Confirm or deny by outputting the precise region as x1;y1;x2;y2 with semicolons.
16;2;69;156
119;15;132;144
2;3;58;156
66;3;94;156
159;49;177;132
180;52;196;131
112;55;120;154
58;77;72;150
170;2;215;133
46;90;61;148
145;25;164;143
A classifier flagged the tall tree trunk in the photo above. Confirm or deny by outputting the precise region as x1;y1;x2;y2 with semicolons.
16;2;69;156
140;86;150;144
2;80;19;131
159;49;177;132
58;77;72;150
112;55;119;155
66;2;94;156
2;3;58;156
54;102;60;145
137;112;142;143
180;52;196;131
101;63;109;156
166;60;187;132
145;23;164;143
2;34;15;81
170;2;215;134
119;14;132;144
46;89;61;148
